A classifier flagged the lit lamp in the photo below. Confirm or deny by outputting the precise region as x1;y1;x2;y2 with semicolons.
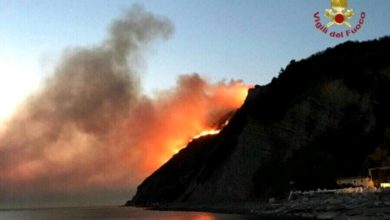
380;183;390;188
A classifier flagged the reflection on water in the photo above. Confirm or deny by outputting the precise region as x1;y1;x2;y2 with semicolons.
0;206;259;220
192;213;217;220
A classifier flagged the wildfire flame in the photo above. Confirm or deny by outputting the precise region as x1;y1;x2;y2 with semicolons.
159;84;248;166
170;121;229;155
192;128;221;140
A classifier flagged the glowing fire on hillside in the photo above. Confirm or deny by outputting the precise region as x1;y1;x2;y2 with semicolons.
170;120;230;155
147;81;251;169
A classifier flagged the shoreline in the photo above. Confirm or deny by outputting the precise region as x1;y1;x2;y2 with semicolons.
129;202;315;219
127;188;390;219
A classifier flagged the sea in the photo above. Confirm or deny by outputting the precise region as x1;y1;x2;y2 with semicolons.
0;206;304;220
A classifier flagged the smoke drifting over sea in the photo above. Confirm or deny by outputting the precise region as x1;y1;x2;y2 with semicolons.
0;6;249;206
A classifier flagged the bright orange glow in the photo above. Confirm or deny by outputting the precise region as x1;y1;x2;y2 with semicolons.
128;79;251;175
146;82;251;169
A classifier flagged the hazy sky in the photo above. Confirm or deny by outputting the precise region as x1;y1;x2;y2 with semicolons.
0;0;389;208
1;0;389;120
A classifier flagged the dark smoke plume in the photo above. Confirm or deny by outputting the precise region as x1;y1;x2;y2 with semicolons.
0;5;248;207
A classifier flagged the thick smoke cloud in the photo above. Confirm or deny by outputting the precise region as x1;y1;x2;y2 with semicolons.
0;6;248;207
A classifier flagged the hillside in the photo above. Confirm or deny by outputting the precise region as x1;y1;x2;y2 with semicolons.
127;36;390;207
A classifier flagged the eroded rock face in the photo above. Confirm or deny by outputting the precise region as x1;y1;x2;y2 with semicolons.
128;37;390;207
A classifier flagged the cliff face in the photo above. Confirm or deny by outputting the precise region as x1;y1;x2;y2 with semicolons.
128;37;390;207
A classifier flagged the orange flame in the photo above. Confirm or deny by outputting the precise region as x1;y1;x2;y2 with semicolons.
170;125;225;155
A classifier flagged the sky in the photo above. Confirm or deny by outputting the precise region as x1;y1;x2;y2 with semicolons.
1;0;389;120
0;0;389;208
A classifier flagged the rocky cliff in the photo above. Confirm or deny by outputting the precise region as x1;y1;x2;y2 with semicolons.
127;37;390;207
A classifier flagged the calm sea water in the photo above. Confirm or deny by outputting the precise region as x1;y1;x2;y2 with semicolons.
0;206;294;220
